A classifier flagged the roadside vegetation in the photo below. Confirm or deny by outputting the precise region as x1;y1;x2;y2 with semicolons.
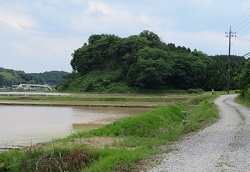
235;95;250;108
234;58;250;107
0;93;219;171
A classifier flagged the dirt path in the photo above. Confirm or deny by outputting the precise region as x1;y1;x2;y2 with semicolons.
148;94;250;172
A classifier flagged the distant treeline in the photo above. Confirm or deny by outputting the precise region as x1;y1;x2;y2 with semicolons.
0;68;68;88
57;30;248;93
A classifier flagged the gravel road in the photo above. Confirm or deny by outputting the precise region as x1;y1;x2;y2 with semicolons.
148;94;250;172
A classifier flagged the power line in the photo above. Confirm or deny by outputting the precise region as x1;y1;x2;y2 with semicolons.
235;21;250;33
230;9;250;61
237;27;250;36
243;52;250;58
236;36;250;42
232;8;250;30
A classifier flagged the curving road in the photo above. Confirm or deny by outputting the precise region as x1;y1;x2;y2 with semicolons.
149;94;250;172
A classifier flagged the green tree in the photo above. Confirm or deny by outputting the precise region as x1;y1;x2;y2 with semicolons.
126;47;173;88
234;59;250;89
170;51;211;89
60;30;247;93
127;58;173;88
139;30;161;47
0;72;18;87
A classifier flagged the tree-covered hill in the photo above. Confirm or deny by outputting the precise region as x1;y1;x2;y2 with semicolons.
0;68;68;88
57;30;247;93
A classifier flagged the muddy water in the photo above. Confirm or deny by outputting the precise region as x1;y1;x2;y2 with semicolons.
0;105;151;148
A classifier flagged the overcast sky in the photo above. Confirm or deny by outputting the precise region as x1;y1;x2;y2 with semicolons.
1;0;250;73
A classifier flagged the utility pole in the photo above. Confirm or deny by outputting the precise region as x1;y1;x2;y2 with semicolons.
225;26;236;94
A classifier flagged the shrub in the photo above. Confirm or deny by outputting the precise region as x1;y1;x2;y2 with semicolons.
187;88;204;94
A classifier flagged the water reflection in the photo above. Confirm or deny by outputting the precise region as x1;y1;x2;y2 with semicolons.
0;105;151;148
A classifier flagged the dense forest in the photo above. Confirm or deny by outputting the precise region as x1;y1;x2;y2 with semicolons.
0;68;68;88
234;59;250;100
57;30;248;93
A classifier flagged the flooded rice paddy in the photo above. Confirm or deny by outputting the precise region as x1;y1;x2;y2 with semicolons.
0;105;152;148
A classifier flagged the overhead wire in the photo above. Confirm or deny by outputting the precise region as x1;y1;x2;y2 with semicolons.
232;8;250;32
236;36;250;42
230;8;250;57
232;8;250;28
237;27;250;36
235;21;250;34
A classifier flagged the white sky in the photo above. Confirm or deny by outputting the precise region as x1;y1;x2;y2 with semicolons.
1;0;250;73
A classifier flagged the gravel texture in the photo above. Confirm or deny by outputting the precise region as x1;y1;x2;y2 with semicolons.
148;94;250;172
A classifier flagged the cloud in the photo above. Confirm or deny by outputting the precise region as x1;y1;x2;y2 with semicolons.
0;12;39;31
85;1;112;15
69;1;166;38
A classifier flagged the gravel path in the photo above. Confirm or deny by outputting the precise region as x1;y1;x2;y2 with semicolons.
148;94;250;172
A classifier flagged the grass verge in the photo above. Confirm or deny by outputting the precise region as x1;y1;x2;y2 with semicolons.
235;96;250;108
0;93;219;171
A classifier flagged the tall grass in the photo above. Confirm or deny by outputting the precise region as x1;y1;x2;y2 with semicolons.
0;146;99;172
88;105;185;137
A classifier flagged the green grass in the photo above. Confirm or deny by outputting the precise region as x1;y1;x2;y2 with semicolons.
0;146;99;172
0;93;219;171
235;96;250;108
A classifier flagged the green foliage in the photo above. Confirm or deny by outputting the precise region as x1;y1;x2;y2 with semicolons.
234;59;250;101
187;88;205;94
0;67;68;88
235;93;250;108
57;69;132;93
183;94;218;133
0;147;99;172
126;47;174;88
234;59;250;89
40;71;68;86
82;93;218;171
62;30;243;93
171;51;211;89
240;86;250;100
89;105;185;138
210;55;247;90
84;148;145;172
0;71;18;87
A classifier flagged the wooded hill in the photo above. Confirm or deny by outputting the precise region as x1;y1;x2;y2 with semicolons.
0;68;68;88
57;30;247;93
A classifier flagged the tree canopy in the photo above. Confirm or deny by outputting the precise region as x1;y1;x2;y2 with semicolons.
58;30;247;93
234;59;250;100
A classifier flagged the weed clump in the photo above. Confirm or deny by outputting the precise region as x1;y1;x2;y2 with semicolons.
0;148;99;172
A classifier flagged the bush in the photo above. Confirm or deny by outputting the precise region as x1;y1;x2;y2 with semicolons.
245;87;250;100
107;83;132;93
187;88;204;94
0;148;99;172
240;86;250;101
